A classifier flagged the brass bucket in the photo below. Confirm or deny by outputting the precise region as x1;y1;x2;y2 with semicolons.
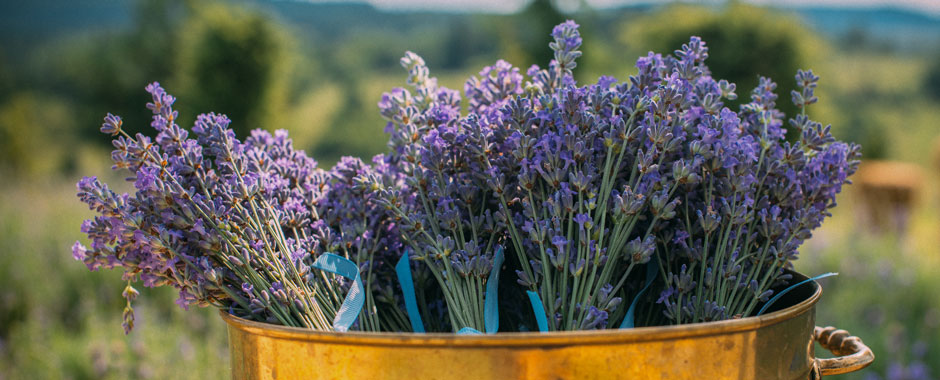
222;272;873;380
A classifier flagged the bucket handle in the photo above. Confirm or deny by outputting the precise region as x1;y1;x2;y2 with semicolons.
811;326;875;378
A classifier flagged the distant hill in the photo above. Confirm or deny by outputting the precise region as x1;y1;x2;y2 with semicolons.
790;6;940;50
0;0;132;62
261;1;457;38
2;0;939;63
264;2;940;52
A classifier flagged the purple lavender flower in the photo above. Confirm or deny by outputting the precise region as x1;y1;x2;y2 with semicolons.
372;51;506;332
465;60;524;116
375;20;858;330
550;20;582;74
78;20;860;334
650;42;860;324
74;82;405;332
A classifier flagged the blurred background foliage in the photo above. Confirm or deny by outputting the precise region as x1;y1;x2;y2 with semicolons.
0;0;938;378
617;3;822;135
174;2;297;138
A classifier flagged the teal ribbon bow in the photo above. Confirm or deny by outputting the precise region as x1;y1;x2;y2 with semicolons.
312;253;364;332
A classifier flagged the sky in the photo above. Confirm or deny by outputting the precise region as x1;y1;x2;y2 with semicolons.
359;0;940;16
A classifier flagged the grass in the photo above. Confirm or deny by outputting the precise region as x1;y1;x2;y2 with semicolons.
796;176;940;379
0;177;228;379
813;52;940;164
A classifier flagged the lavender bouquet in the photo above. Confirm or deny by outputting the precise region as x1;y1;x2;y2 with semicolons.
74;20;858;334
73;84;404;332
372;21;858;331
369;52;507;332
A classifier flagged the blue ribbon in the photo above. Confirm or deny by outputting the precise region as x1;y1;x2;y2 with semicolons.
457;327;483;335
757;272;838;316
395;251;425;333
455;247;504;334
312;253;364;332
483;247;504;334
526;290;549;332
620;253;659;329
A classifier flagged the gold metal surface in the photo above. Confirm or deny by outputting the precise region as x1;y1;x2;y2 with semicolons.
222;273;871;380
812;326;875;377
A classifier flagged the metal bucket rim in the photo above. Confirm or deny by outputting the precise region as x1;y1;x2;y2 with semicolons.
220;271;821;348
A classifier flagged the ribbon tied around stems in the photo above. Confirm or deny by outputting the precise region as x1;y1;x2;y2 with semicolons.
483;247;504;333
395;250;425;333
620;252;659;329
455;247;505;335
396;247;504;334
312;253;364;332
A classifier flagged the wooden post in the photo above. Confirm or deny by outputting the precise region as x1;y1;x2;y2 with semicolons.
853;160;922;235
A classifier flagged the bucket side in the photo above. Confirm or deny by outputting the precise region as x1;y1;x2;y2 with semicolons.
224;270;821;380
225;307;817;380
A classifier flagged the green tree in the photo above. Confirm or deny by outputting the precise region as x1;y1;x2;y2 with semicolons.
620;3;823;127
925;51;940;100
174;2;295;137
483;0;567;71
0;53;11;100
517;0;567;68
0;93;77;176
42;0;184;139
